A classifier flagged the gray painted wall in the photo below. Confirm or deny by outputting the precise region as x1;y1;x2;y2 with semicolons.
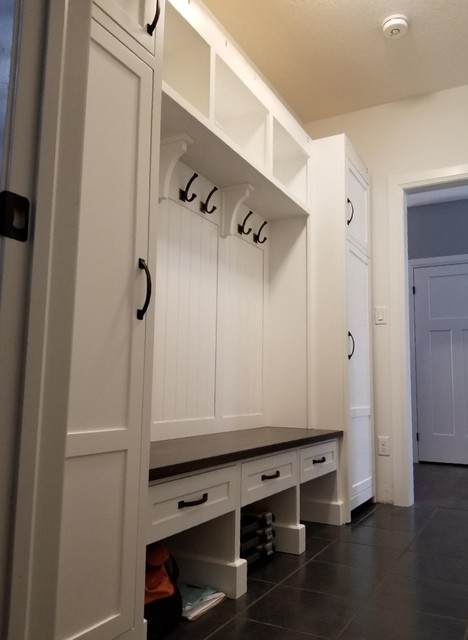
407;199;468;259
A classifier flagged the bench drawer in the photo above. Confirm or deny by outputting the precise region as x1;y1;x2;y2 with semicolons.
241;451;297;506
300;440;337;483
148;465;238;542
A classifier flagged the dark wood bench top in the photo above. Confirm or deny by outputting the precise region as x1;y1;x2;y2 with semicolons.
149;426;342;482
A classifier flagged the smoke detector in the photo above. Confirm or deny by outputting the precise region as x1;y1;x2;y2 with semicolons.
382;14;409;39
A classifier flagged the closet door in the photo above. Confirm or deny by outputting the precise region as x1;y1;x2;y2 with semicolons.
54;20;152;639
346;242;373;510
346;157;369;252
95;0;161;53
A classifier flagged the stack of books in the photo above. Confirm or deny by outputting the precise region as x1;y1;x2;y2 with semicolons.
179;583;226;621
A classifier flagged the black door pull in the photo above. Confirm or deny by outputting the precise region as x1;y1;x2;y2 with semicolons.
137;258;152;320
261;470;280;481
347;198;354;225
178;493;208;509
147;0;161;35
313;456;327;464
348;331;355;360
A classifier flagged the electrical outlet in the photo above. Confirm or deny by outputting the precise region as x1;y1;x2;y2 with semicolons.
377;436;390;456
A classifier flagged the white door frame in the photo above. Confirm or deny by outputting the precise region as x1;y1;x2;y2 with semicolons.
389;165;468;506
408;254;468;463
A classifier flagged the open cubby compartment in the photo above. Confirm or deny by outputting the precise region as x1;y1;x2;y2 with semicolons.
214;56;268;170
272;118;309;205
163;2;211;118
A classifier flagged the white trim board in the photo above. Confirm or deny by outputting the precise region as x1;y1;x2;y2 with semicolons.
389;165;468;507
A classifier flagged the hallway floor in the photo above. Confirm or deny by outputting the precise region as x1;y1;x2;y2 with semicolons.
168;463;468;640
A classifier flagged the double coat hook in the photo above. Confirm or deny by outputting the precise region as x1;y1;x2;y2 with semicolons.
238;211;253;235
253;220;268;244
179;172;198;203
200;186;218;214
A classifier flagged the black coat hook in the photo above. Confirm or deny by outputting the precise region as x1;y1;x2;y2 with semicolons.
200;186;218;214
238;211;253;235
179;172;198;203
253;220;268;244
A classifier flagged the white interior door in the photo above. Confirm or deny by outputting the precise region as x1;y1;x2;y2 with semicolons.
414;262;468;463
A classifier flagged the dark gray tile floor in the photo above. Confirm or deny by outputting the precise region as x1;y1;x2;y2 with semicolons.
168;463;468;640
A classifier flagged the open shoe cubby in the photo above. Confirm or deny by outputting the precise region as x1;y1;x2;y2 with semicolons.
161;0;311;220
214;56;268;169
162;3;210;118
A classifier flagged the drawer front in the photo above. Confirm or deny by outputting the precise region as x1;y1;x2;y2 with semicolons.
241;451;297;506
148;466;238;542
300;440;337;483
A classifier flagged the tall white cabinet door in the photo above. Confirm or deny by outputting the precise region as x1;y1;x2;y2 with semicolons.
346;153;369;253
346;243;373;510
95;0;161;53
54;20;152;640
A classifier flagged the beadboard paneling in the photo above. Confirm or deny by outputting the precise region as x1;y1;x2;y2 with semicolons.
152;199;219;435
217;236;264;421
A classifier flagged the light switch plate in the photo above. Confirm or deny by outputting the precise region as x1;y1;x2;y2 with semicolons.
375;306;387;325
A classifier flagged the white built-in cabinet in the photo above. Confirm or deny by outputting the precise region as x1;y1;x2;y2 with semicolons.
151;0;312;442
52;4;163;639
10;1;377;639
309;134;374;521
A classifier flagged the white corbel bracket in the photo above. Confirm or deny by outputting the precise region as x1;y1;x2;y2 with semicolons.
220;183;255;238
159;134;194;201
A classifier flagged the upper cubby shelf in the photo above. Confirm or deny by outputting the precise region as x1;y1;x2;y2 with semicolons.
161;0;312;221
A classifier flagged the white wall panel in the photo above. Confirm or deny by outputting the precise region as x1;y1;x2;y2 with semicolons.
267;218;308;427
218;236;264;419
152;199;218;434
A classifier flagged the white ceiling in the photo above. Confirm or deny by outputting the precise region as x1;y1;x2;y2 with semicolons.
202;0;468;124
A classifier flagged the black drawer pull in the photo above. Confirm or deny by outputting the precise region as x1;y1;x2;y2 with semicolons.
313;456;327;464
178;493;208;509
261;470;280;481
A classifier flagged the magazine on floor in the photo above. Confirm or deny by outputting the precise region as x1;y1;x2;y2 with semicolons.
179;583;226;621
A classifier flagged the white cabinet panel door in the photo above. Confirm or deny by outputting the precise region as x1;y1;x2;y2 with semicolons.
55;20;152;640
346;243;373;509
415;263;468;463
95;0;161;54
346;160;369;252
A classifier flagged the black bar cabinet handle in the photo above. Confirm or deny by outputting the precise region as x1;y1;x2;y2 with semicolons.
178;493;208;509
346;198;354;225
348;331;355;360
313;456;327;464
261;470;280;481
137;258;152;320
147;0;161;35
